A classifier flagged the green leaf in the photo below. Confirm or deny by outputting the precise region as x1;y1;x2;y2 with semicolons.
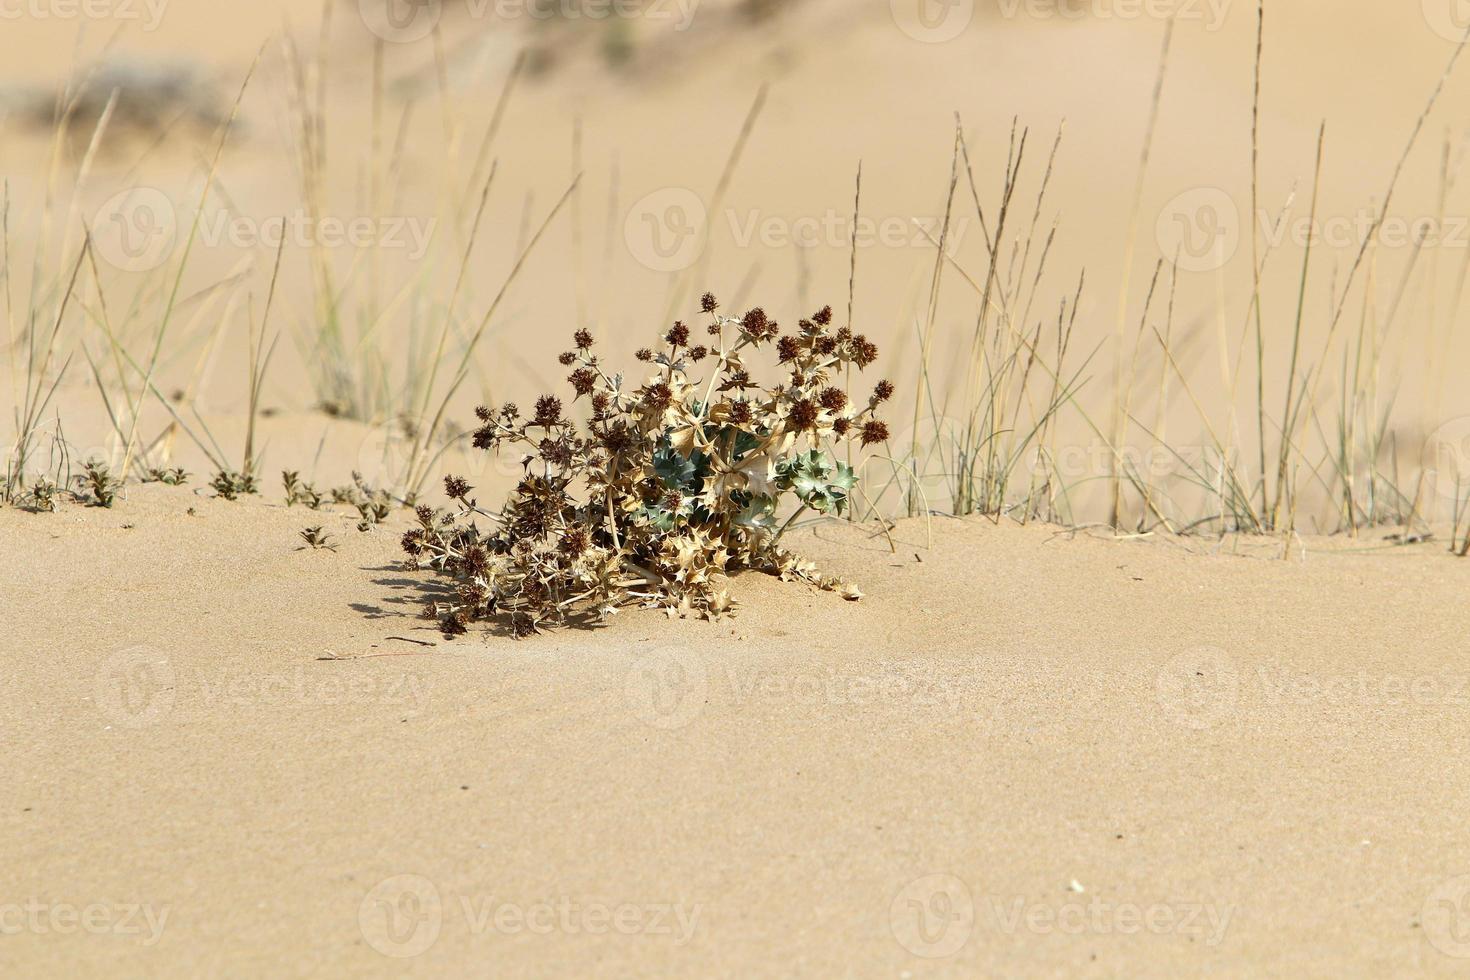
735;495;777;531
652;446;697;489
636;504;677;532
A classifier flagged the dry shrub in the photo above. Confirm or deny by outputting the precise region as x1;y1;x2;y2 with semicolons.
402;294;893;637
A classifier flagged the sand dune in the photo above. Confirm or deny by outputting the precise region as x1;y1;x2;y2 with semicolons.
5;488;1470;974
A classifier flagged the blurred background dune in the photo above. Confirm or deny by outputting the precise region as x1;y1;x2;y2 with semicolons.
6;0;1470;530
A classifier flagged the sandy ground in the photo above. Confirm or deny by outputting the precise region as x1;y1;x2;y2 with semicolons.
9;4;1470;976
5;486;1470;975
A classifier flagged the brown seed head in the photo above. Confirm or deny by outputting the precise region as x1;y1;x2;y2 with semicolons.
568;368;597;397
533;395;563;427
444;475;472;499
642;382;673;411
741;307;771;339
560;524;591;558
787;398;819;432
859;420;890;447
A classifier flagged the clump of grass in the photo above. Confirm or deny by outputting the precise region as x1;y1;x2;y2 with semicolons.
402;295;890;637
887;121;1089;526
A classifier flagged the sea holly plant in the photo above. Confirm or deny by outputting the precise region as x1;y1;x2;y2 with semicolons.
401;294;893;637
779;449;857;518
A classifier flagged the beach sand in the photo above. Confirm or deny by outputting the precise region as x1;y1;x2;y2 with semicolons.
5;487;1470;975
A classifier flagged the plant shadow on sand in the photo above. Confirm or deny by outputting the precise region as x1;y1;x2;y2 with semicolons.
364;564;618;640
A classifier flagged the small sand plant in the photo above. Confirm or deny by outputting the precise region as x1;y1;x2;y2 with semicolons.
143;467;190;487
297;525;337;552
78;459;120;508
282;471;325;510
19;478;62;513
402;296;891;637
210;469;260;501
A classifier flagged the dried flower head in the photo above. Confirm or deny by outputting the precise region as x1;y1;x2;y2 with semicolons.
787;398;819;432
444;475;472;500
818;387;848;412
741;307;774;340
642;382;673;411
533;396;563;427
860;420;890;447
568;368;598;397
